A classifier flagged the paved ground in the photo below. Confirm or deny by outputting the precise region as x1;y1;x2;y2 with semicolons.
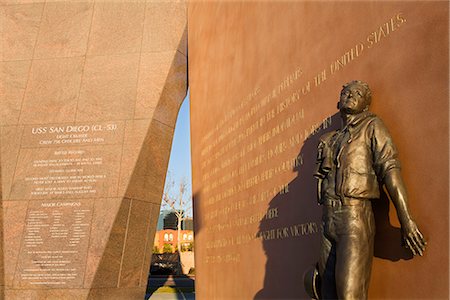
145;290;195;300
146;276;195;300
148;275;195;288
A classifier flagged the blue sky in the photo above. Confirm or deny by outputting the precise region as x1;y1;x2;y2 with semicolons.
163;92;192;216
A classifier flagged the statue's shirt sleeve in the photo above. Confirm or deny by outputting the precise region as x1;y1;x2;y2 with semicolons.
368;118;401;180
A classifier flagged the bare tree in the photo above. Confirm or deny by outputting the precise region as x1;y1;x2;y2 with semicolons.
161;172;192;252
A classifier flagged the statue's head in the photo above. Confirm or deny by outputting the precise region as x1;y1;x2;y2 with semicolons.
338;80;372;115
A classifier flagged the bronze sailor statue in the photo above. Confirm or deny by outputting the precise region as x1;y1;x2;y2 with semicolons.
310;80;426;299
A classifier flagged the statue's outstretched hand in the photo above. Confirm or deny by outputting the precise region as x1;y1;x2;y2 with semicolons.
402;219;426;256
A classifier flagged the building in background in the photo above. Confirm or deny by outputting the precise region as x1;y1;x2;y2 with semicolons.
158;210;193;230
154;229;194;253
163;211;181;230
157;210;173;230
154;211;194;253
183;218;194;231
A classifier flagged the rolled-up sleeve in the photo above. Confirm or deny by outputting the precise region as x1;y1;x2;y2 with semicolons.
369;118;401;180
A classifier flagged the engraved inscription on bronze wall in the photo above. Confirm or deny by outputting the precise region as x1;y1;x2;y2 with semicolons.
198;13;408;264
198;67;317;264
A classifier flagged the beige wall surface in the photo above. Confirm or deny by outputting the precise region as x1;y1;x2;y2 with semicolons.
189;1;448;299
0;1;187;299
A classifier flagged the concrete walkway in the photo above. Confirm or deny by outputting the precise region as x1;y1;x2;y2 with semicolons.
145;289;195;300
146;275;195;300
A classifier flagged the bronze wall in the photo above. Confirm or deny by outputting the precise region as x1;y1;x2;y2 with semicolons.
189;2;448;299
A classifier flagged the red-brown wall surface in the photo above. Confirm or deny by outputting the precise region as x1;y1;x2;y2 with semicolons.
189;2;448;299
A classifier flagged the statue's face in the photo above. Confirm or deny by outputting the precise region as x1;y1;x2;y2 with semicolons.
339;84;369;115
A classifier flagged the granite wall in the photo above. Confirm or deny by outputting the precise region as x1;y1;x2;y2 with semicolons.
1;1;187;298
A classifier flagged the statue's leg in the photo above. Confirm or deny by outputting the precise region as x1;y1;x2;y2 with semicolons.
334;202;375;300
318;206;338;299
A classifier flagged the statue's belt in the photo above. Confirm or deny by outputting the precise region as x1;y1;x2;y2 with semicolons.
324;198;372;207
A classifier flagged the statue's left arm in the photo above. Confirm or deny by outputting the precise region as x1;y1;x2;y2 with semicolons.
384;169;426;256
370;118;427;256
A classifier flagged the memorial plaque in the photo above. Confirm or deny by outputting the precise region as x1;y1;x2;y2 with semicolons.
189;2;448;299
14;199;92;288
1;1;187;299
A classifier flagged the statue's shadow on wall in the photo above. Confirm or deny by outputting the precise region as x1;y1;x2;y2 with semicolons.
254;113;412;300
